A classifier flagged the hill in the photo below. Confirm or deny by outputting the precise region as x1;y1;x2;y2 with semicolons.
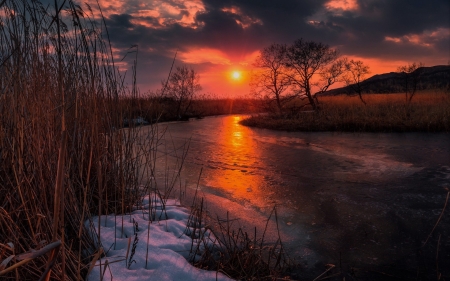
321;65;450;96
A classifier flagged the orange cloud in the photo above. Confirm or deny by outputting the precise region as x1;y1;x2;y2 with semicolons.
221;6;263;28
88;0;205;28
221;6;239;14
98;0;124;11
325;0;359;11
0;8;13;18
178;0;206;27
179;48;232;65
129;19;158;28
429;27;450;38
143;0;205;28
134;10;160;18
240;51;261;66
179;48;261;69
384;28;450;48
385;36;402;43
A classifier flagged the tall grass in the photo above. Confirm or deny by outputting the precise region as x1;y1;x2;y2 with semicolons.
242;91;450;132
185;191;294;280
0;1;155;279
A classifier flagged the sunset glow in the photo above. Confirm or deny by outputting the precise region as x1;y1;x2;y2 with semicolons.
2;2;449;281
231;71;242;80
85;0;449;97
179;48;231;65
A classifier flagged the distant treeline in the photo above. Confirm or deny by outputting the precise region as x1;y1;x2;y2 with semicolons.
118;97;263;124
322;65;450;96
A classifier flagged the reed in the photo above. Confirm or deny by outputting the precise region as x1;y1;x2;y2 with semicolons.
0;1;155;279
185;191;294;280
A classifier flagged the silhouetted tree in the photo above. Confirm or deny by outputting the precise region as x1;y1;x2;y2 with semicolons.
342;59;371;105
315;58;347;101
398;62;424;103
166;65;201;118
250;44;293;114
285;39;341;111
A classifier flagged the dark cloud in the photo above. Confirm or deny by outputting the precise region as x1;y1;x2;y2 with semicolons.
369;0;449;36
108;14;134;29
318;0;450;58
86;0;450;93
201;0;326;36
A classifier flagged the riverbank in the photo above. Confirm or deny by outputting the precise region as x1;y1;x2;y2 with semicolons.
241;92;450;132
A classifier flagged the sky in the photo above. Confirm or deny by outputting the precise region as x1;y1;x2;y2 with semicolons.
80;0;450;97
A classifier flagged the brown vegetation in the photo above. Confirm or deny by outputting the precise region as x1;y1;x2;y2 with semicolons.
120;96;262;122
186;192;294;280
241;91;450;132
0;1;157;279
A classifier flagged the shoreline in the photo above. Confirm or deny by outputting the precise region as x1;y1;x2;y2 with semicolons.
239;91;450;133
240;114;450;133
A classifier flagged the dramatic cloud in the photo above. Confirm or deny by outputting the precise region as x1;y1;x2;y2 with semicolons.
71;0;449;96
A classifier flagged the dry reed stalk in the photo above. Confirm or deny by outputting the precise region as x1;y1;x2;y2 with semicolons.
184;198;294;280
422;191;450;247
0;0;157;279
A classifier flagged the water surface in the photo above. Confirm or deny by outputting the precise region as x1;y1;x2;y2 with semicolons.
145;115;450;279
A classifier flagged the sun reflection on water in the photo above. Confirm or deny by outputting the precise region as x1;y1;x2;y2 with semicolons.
231;116;243;147
204;115;267;207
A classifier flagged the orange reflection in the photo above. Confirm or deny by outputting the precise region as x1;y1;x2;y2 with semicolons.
229;115;244;145
204;116;266;206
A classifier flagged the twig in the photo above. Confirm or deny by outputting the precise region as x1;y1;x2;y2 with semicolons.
313;264;336;281
422;191;449;247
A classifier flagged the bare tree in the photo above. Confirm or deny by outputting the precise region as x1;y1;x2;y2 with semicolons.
166;65;201;118
285;39;341;111
250;44;293;114
316;58;347;97
342;59;371;105
397;62;424;103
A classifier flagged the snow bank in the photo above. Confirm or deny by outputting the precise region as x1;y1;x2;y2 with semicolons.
85;195;233;281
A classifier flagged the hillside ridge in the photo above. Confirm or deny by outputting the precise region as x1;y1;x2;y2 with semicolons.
321;65;450;96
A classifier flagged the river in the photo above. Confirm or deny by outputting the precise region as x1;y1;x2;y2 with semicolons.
142;115;450;280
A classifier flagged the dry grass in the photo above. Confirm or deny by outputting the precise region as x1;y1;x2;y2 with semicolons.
0;1;160;280
185;194;295;281
242;91;450;132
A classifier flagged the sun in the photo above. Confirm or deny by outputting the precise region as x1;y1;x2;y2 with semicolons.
231;70;242;80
